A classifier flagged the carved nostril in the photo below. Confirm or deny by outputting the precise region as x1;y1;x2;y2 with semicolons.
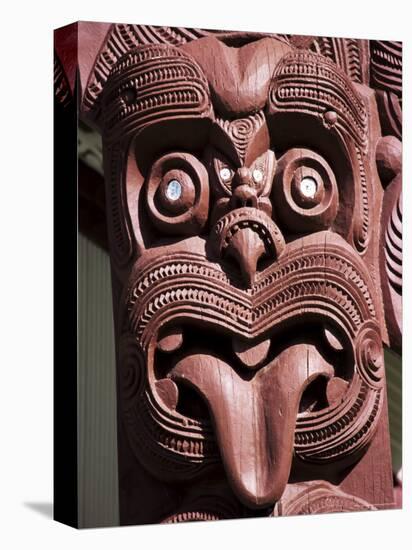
234;167;253;187
231;184;258;209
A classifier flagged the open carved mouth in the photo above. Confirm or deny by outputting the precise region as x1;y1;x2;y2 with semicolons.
150;318;353;508
119;231;384;509
154;320;352;418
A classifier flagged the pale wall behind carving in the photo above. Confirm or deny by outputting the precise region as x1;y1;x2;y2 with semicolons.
78;233;119;528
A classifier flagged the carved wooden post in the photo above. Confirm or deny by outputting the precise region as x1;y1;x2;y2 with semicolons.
55;23;402;525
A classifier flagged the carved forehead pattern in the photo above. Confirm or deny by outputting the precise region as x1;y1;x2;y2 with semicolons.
102;45;213;143
268;51;368;153
81;25;372;123
214;111;269;166
82;25;293;117
99;39;370;161
83;25;221;113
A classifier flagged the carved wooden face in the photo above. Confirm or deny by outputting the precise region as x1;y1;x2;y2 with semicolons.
101;35;391;516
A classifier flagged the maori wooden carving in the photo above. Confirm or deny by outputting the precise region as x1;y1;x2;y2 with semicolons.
55;22;402;525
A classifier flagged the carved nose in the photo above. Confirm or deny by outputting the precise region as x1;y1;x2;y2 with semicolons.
231;184;258;209
231;168;258;209
211;209;285;288
234;167;253;186
210;165;285;287
226;227;265;287
225;170;270;286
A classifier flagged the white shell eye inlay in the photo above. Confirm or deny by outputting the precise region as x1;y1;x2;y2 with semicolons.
252;169;263;184
299;176;317;199
166;179;182;201
220;168;232;182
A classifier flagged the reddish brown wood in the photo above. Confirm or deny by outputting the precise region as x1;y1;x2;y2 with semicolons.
55;23;402;524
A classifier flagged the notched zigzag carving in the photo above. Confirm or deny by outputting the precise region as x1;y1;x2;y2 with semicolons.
268;51;370;254
295;376;382;461
102;45;213;143
353;145;370;254
311;37;367;85
268;51;368;153
371;40;402;101
117;235;383;478
83;24;221;115
385;191;402;294
274;482;376;516
127;241;376;348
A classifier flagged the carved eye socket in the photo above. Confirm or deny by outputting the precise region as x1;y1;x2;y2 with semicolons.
215;159;235;190
146;152;209;235
273;148;339;232
156;169;196;215
248;152;275;195
291;169;324;208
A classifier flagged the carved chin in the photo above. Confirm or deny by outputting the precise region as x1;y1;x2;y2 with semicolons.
119;231;384;509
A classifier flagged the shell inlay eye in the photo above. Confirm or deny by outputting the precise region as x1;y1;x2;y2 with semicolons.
166;179;182;201
220;168;232;182
299;177;317;199
252;169;263;184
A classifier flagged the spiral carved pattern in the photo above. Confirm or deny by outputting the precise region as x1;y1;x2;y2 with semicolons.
217;112;265;165
354;321;385;390
274;482;376;516
118;335;145;409
75;26;399;517
121;234;382;473
273;148;339;233
145;152;209;235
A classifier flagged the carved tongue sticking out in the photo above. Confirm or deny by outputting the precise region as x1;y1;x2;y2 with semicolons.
169;343;333;508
